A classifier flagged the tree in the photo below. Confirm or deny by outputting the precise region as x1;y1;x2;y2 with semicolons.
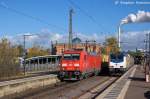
16;45;24;57
105;37;119;54
0;38;20;78
27;46;50;58
128;50;143;57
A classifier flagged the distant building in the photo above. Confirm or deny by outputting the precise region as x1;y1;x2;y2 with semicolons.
51;37;101;55
72;37;82;44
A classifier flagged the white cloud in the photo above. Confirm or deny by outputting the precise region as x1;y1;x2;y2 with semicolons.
2;30;146;51
0;35;22;45
1;30;107;48
0;29;66;48
120;31;150;51
120;10;150;51
5;29;147;51
76;32;106;43
50;33;63;41
121;10;150;24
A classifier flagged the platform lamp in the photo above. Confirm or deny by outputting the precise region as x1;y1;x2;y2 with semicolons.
22;34;35;75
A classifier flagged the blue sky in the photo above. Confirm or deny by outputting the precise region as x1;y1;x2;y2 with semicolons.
0;0;150;50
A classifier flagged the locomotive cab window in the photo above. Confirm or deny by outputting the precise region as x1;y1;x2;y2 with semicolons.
110;53;124;62
64;54;71;60
110;54;116;62
64;54;80;60
72;54;80;60
117;54;124;61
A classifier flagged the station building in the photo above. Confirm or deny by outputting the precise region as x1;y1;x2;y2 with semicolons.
51;37;101;55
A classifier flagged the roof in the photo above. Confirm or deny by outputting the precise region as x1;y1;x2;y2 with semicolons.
72;37;82;44
63;49;84;53
26;55;61;60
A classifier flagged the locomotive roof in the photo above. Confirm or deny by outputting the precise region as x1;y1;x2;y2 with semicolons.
63;49;99;56
63;49;84;53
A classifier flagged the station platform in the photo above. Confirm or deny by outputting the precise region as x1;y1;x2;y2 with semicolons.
0;74;59;98
96;65;150;99
124;65;150;99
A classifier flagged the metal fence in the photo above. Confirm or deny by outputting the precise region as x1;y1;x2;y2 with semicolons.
22;55;62;74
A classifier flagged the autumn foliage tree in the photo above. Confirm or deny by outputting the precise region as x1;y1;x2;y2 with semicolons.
27;46;50;58
105;37;119;54
0;37;51;79
0;38;20;78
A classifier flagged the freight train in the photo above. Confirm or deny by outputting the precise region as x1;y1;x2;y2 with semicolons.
109;52;134;74
58;49;102;81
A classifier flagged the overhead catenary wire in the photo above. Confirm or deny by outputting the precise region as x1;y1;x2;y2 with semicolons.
0;3;67;32
67;0;107;33
120;41;145;44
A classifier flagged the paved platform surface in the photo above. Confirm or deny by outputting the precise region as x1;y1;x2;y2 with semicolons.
125;65;150;99
96;65;150;99
0;74;57;86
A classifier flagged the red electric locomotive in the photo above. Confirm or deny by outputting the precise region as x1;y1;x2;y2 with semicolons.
58;49;102;81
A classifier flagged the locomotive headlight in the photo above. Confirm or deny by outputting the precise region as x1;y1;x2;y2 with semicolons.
62;64;67;66
62;67;65;70
74;64;79;66
110;66;113;68
60;71;65;75
120;66;123;68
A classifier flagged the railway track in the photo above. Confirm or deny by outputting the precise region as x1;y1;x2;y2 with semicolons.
78;77;118;99
12;76;118;99
79;65;135;99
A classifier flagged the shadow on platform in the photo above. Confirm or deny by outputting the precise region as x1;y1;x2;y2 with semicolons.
129;77;145;81
144;91;150;99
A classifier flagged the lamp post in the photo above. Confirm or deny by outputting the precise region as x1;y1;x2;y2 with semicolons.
23;34;34;75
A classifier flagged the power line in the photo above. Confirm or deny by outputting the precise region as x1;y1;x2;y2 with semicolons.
67;0;107;32
0;3;67;32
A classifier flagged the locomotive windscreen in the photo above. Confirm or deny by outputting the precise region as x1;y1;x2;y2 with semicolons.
63;54;80;60
110;53;124;62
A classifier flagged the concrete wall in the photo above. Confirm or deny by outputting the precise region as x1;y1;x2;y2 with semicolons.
0;74;60;98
